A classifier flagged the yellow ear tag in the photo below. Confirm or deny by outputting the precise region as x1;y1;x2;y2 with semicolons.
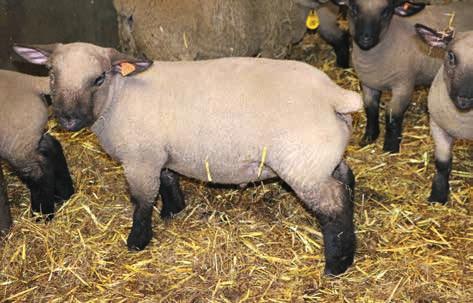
120;62;136;76
306;10;320;30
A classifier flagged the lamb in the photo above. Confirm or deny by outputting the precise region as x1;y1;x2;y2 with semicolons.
113;0;351;68
0;70;75;233
332;0;473;153
14;42;362;275
415;24;473;204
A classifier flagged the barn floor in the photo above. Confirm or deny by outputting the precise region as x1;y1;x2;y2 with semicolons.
1;34;472;302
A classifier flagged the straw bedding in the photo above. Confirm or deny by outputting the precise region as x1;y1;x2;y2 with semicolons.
1;17;472;303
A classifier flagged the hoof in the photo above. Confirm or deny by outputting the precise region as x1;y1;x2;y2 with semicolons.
382;140;400;154
360;132;378;147
428;190;448;205
324;255;354;276
127;226;152;251
160;200;186;219
54;185;74;205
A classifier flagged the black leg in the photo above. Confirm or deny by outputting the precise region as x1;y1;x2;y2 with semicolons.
39;134;74;204
332;161;355;201
360;86;381;147
316;185;356;276
383;114;404;153
428;158;452;204
361;103;380;146
20;161;56;220
159;169;185;219
333;31;350;69
127;195;154;251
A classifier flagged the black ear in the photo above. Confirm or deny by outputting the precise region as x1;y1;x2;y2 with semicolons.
13;44;60;65
394;1;426;17
109;49;153;77
415;23;454;49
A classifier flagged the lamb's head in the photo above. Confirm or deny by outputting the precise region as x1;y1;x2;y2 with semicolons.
13;43;152;131
332;0;425;50
416;24;473;111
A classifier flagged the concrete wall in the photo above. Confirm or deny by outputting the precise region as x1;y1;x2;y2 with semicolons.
0;0;118;75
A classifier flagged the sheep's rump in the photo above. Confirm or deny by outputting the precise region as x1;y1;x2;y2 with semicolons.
114;0;308;60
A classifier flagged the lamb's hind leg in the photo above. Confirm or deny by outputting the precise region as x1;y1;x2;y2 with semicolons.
39;134;74;205
297;177;355;275
332;160;355;201
159;169;185;219
15;138;56;219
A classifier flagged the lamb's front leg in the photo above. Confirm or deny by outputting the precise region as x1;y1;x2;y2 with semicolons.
429;119;454;204
384;84;414;153
125;161;163;251
360;84;382;147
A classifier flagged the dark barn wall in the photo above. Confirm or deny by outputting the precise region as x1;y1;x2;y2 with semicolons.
0;0;118;75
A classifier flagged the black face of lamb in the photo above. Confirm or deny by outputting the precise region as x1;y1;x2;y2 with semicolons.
159;169;186;219
383;113;404;153
349;1;394;50
446;71;473;111
52;87;95;132
428;158;452;204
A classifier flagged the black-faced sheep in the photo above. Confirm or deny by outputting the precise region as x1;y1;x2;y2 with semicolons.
332;0;473;153
415;24;473;204
113;0;351;68
0;70;74;234
15;42;362;275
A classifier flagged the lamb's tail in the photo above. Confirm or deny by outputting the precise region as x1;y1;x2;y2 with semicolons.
331;88;363;114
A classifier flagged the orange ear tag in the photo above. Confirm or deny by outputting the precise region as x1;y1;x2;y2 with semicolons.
120;62;136;76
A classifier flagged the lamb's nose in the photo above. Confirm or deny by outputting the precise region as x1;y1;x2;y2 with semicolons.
360;34;373;45
455;96;473;111
59;114;82;131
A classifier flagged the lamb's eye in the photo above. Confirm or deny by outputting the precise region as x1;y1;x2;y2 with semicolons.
94;72;106;86
447;51;456;66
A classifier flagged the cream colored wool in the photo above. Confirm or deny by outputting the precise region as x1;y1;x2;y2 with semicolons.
113;0;342;60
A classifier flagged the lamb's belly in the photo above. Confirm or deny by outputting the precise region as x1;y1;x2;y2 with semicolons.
166;151;277;184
